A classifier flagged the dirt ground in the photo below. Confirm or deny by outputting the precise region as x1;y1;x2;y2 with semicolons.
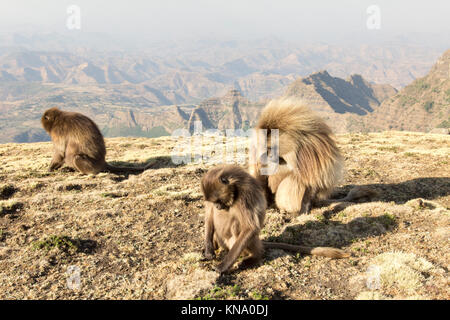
0;131;448;300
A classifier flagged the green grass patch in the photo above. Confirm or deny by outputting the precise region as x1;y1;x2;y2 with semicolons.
32;235;78;253
251;291;270;300
379;213;396;228
195;285;242;300
377;146;401;153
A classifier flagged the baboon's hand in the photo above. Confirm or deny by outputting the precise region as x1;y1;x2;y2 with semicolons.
203;249;215;261
216;261;230;274
49;161;62;172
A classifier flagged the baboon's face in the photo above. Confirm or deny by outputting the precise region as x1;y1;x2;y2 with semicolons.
201;168;236;211
41;108;61;132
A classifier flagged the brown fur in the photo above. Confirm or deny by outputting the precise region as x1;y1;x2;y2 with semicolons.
201;165;349;274
250;99;344;214
41;107;150;174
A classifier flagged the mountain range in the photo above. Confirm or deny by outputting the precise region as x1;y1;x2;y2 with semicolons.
0;34;448;143
0;36;443;100
348;49;450;133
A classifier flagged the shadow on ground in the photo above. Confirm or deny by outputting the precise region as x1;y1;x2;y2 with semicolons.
259;177;449;265
108;155;185;181
110;155;184;170
263;214;398;263
319;177;450;217
331;177;450;205
204;177;449;274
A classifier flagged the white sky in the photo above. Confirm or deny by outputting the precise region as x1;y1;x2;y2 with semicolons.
0;0;449;43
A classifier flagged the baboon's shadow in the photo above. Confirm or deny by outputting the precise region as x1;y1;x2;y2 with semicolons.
109;155;183;171
263;215;398;263
262;177;449;263
108;155;185;182
332;177;450;204
73;238;98;254
321;177;450;217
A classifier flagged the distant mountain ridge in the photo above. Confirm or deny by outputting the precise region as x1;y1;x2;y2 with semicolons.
0;37;443;143
0;36;443;105
187;89;262;132
183;71;397;136
0;71;398;143
0;48;448;143
283;71;397;115
348;49;450;133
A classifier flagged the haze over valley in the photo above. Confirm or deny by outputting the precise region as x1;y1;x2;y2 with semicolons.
0;1;449;142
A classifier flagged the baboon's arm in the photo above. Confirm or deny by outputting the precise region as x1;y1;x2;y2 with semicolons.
217;227;257;273
49;152;64;171
203;203;215;260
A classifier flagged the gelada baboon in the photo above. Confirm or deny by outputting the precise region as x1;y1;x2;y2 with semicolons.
41;107;151;174
201;164;349;273
250;99;374;215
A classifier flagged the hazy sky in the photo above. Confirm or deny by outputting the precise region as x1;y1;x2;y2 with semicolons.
0;0;449;44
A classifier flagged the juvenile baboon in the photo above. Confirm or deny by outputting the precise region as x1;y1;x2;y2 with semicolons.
41;107;151;174
250;99;373;215
201;165;349;273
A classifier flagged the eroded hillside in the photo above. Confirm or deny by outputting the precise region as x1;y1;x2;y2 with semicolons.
0;132;448;299
349;49;450;133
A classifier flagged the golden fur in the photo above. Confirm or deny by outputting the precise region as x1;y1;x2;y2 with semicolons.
250;99;344;214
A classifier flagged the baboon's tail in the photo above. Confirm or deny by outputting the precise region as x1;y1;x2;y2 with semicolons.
263;241;350;259
332;185;378;203
105;162;154;174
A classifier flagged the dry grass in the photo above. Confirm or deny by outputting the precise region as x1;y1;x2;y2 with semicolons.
0;132;448;300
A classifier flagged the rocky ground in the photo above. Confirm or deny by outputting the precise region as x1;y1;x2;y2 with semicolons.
0;131;448;299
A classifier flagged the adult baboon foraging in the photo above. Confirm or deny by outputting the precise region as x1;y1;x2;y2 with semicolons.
201;165;349;273
250;99;350;215
41;107;150;174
